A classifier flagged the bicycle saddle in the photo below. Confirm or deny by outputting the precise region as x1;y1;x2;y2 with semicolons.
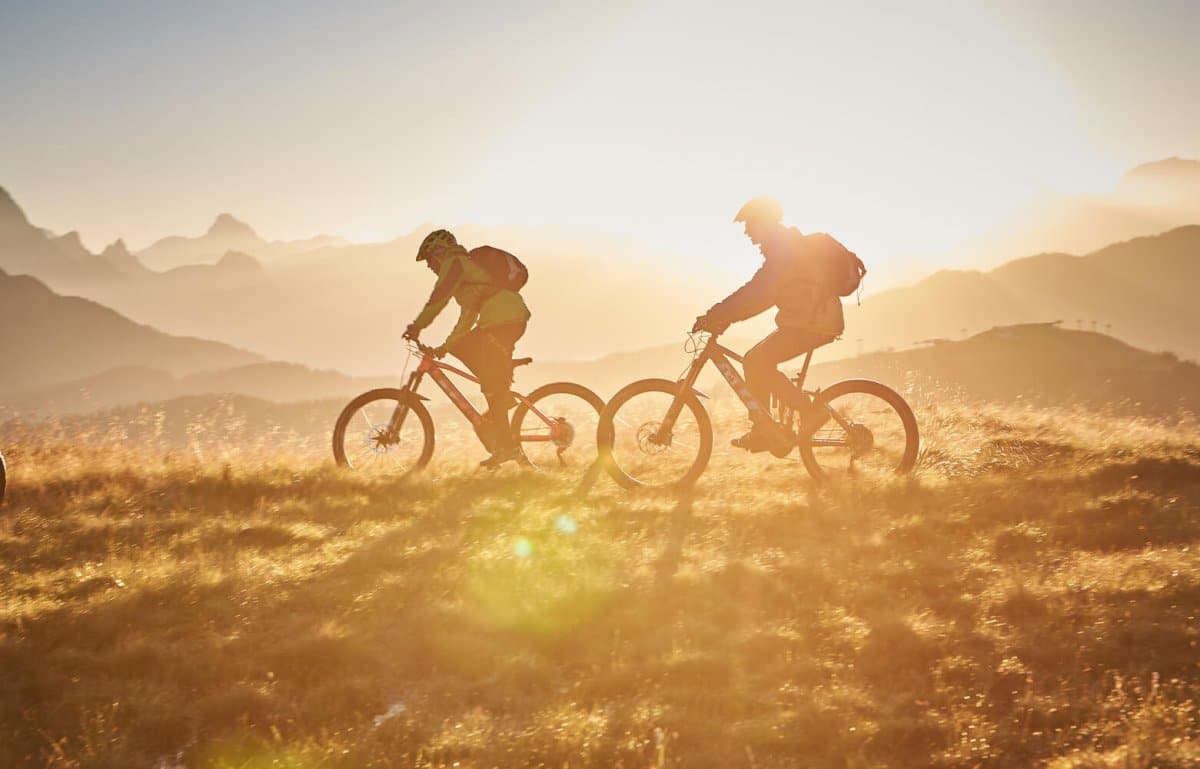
513;357;533;367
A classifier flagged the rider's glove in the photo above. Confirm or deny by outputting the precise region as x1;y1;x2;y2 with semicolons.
692;314;724;334
403;323;421;342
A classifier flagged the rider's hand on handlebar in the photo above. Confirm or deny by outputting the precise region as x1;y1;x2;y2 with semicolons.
402;323;421;342
692;314;725;334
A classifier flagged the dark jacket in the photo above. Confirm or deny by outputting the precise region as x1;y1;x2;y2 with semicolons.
705;227;845;335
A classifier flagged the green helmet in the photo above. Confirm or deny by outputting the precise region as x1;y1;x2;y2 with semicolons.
416;229;458;262
734;197;783;224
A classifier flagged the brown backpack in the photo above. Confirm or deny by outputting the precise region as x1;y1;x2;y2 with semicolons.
808;233;866;298
468;245;528;292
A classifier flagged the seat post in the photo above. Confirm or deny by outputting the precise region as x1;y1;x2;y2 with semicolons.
794;350;813;390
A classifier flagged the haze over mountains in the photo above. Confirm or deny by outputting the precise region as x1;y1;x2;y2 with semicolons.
842;224;1200;362
0;157;1197;391
957;157;1200;267
0;184;725;370
0;268;260;397
136;213;346;271
8;263;1196;421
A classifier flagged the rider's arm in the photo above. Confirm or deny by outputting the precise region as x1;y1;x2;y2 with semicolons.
704;264;777;327
411;256;464;331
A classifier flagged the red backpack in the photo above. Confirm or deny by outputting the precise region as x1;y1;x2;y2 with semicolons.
468;245;528;292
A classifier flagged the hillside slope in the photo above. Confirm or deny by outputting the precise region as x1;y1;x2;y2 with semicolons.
1;404;1197;767
808;322;1200;416
845;226;1200;361
0;269;262;395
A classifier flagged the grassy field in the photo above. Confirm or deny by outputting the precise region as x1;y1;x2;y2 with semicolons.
1;398;1199;768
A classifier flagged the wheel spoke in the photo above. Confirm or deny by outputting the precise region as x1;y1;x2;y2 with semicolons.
603;383;711;490
799;385;918;481
334;392;432;478
512;385;602;474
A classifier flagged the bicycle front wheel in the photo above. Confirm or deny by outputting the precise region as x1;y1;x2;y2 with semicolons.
799;379;919;482
598;378;713;491
510;382;605;473
332;388;435;477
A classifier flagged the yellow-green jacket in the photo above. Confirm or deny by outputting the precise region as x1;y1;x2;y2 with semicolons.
412;246;531;350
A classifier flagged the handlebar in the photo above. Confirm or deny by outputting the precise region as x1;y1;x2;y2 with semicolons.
404;339;435;356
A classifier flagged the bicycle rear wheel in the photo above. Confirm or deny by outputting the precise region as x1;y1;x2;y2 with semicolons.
332;388;435;477
598;378;712;491
798;379;919;482
510;382;604;473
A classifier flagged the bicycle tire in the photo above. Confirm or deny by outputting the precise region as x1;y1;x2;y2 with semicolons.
598;378;713;491
332;388;435;476
798;379;919;482
510;381;605;473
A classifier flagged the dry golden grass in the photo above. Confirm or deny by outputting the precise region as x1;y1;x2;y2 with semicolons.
1;397;1198;768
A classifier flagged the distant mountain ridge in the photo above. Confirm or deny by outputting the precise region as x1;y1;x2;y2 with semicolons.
0;186;136;280
808;322;1200;417
136;213;346;270
5;362;393;415
957;156;1200;266
843;225;1200;362
1;158;1198;373
0;269;262;397
1118;157;1200;208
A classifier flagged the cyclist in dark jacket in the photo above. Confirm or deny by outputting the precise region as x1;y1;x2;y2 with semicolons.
693;197;846;452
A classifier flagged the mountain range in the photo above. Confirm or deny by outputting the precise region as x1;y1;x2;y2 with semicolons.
955;157;1200;267
807;322;1200;417
0;268;261;398
0;157;1197;380
842;224;1200;361
136;213;346;270
6;265;1194;421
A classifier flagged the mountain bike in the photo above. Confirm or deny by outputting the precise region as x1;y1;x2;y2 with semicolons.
333;342;604;476
597;331;919;490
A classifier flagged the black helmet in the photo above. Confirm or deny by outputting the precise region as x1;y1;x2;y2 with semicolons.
734;197;783;224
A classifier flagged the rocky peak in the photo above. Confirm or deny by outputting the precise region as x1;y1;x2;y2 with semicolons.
206;213;259;240
0;185;32;229
101;238;131;259
52;230;88;255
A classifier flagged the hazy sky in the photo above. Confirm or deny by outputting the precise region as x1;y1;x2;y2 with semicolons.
2;0;1197;275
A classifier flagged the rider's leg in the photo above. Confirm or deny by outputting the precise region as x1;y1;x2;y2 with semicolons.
743;329;814;412
471;323;528;466
735;328;832;450
746;328;837;406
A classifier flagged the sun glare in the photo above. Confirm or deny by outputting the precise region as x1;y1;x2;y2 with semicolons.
466;1;1110;272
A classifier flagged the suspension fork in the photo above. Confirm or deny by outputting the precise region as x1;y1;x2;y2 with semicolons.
654;351;708;443
386;369;424;437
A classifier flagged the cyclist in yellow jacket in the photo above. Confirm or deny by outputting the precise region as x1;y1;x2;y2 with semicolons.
402;229;532;467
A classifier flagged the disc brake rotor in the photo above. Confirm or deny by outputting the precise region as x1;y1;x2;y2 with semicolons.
635;421;671;455
368;425;400;453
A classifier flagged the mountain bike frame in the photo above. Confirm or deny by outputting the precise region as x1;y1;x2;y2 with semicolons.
656;333;848;448
385;346;559;445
